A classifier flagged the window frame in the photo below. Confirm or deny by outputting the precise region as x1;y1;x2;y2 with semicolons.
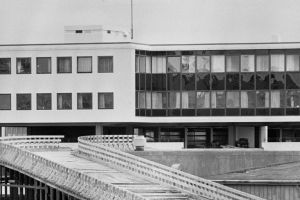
16;57;31;74
98;56;113;73
77;56;93;73
98;92;114;109
36;57;51;74
0;94;11;110
16;93;31;110
57;93;72;110
36;93;52;110
57;57;72;74
77;93;93;110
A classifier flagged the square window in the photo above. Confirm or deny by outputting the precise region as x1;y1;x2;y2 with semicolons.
17;58;31;74
57;57;72;73
211;91;225;108
98;56;113;73
77;57;92;73
138;92;145;109
256;91;269;108
226;91;240;108
286;90;300;108
152;56;166;73
0;58;11;74
241;91;255;108
152;92;167;109
77;93;92;109
271;91;285;108
37;57;51;74
37;93;51;110
57;93;72;110
196;92;210;108
0;94;11;110
17;94;31;110
182;91;195;109
168;92;181;109
98;93;114;109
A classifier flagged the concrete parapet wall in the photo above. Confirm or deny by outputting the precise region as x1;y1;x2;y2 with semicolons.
131;150;300;178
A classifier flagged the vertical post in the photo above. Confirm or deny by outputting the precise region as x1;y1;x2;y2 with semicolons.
1;127;5;137
95;124;103;135
130;0;133;40
184;128;188;149
260;126;268;148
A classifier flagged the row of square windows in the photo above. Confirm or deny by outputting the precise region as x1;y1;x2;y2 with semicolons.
135;54;300;73
0;56;113;74
0;93;114;110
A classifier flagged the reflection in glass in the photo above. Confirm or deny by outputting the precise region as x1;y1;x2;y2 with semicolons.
256;91;269;108
241;55;254;72
211;74;225;90
168;92;181;109
152;92;167;109
211;55;225;72
152;57;166;73
270;73;285;89
226;73;239;90
256;73;269;89
256;55;269;72
138;92;145;109
152;74;166;90
197;56;210;72
271;91;284;108
270;54;284;71
182;74;195;90
182;91;196;108
286;73;300;89
286;55;300;71
182;56;195;73
226;91;240;108
139;56;146;73
196;74;210;90
241;73;254;90
146;92;151;109
167;57;181;72
226;55;239;72
211;91;225;108
241;91;255;108
286;90;300;108
196;92;210;108
167;74;180;90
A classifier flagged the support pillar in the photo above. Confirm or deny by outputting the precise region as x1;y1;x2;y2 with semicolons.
184;128;188;149
260;126;268;148
1;127;5;137
95;125;103;135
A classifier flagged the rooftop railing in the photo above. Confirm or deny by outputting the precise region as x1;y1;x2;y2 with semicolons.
78;135;265;200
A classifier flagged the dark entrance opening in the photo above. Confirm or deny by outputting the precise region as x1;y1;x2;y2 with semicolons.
103;126;127;135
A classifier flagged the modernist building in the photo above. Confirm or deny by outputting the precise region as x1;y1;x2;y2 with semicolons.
1;28;300;149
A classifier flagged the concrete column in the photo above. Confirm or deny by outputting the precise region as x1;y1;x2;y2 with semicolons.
95;124;103;135
228;126;236;146
1;127;5;137
260;126;268;148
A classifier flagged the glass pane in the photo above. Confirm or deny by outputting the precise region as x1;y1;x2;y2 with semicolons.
57;57;72;73
98;93;114;109
57;93;72;110
152;92;167;109
271;91;284;108
152;57;166;73
271;54;284;71
211;91;225;108
211;55;225;72
146;92;151;109
135;56;139;73
0;58;11;74
152;74;166;90
146;56;151;73
286;55;299;71
196;73;210;90
168;92;181;109
256;91;269;108
138;92;145;109
256;55;269;72
226;91;240;108
241;55;254;72
196;92;210;108
286;73;300;89
167;74;180;90
37;58;51;74
77;57;92;73
77;93;92;109
226;55;239;72
241;73;254;90
211;74;225;90
241;91;255;108
17;58;31;74
0;94;10;109
182;74;195;90
167;57;180;73
286;90;300;108
182;91;196;109
226;73;239;90
256;73;269;89
17;94;31;110
182;56;195;73
98;56;113;73
37;93;51;110
270;73;285;89
197;56;210;72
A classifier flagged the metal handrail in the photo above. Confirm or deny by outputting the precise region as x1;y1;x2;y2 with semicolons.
78;135;265;200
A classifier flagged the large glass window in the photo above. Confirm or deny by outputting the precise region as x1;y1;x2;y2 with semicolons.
271;91;284;108
286;90;300;108
37;93;51;110
168;92;180;109
17;58;31;74
0;94;11;110
0;58;11;74
211;74;225;90
98;93;114;109
167;57;180;73
77;93;92;109
256;91;269;108
241;91;255;108
152;57;166;73
152;74;166;90
271;54;284;71
182;91;196;109
226;55;239;72
152;92;167;109
98;56;113;73
226;73;239;90
256;55;269;72
196;74;210;90
226;91;240;108
196;92;210;108
211;91;225;108
256;73;269;89
197;56;210;72
57;93;72;110
182;74;195;90
37;57;51;74
211;55;225;72
286;55;299;71
181;56;195;73
57;57;72;73
241;73;254;90
270;73;285;89
17;94;31;110
77;57;92;73
286;73;300;89
167;74;180;90
241;55;254;72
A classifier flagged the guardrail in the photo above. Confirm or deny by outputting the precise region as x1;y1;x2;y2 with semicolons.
78;135;265;200
87;135;134;151
0;136;146;200
0;135;64;149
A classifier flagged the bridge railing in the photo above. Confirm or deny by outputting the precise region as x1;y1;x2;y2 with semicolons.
87;135;134;151
0;135;64;149
78;135;265;200
0;136;146;200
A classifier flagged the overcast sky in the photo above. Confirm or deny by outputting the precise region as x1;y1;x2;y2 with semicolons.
1;0;300;44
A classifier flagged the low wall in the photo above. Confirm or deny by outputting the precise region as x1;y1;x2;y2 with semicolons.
131;150;300;178
262;142;300;151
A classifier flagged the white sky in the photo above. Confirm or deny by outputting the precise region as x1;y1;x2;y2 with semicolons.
1;0;300;44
